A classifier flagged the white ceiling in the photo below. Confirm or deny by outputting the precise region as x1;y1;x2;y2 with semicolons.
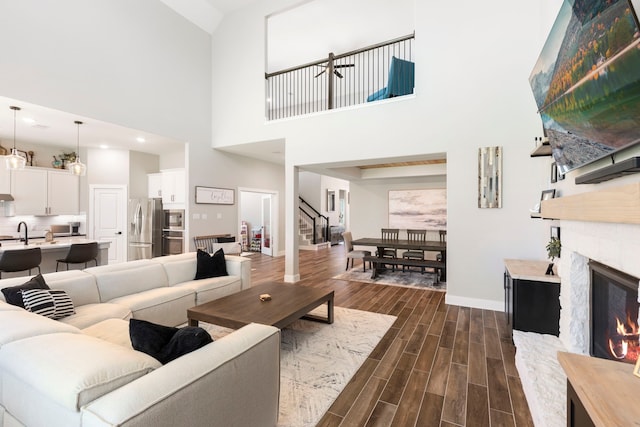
0;96;184;156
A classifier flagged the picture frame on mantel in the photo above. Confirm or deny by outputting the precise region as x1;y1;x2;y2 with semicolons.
195;186;234;205
541;189;556;201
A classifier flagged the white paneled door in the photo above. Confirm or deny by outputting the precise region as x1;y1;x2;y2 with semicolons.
90;185;127;264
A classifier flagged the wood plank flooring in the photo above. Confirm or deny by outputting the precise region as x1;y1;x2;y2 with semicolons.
248;245;534;427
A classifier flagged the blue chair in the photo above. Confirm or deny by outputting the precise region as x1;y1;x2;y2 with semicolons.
367;56;415;102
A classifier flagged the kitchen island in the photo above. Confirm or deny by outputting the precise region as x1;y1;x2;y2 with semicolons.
0;238;110;278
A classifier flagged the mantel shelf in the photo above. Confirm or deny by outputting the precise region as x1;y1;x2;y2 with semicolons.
530;142;552;157
541;182;640;224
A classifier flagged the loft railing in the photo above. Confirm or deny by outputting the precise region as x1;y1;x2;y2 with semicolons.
298;196;329;244
266;33;415;120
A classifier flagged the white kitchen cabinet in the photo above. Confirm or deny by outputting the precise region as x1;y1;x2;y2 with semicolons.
11;168;79;215
47;170;79;215
161;169;185;206
147;173;163;199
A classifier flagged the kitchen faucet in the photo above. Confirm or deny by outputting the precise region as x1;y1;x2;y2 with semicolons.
17;221;28;246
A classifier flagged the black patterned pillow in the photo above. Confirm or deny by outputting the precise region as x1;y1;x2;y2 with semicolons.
21;289;75;320
1;274;50;308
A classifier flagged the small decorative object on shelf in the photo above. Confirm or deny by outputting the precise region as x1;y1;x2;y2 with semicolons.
545;236;561;275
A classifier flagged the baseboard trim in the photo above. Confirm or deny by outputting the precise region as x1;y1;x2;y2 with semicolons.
284;274;301;283
445;294;503;312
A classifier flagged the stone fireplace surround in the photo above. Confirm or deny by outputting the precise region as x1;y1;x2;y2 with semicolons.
513;219;640;427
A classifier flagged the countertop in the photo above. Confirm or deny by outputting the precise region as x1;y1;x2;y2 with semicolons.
504;259;560;283
0;237;107;253
0;234;86;242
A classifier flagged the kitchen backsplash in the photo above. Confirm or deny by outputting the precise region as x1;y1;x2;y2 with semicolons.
0;214;86;238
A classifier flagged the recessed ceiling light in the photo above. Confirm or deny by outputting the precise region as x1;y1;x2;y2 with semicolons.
22;117;36;124
136;137;146;143
100;144;109;149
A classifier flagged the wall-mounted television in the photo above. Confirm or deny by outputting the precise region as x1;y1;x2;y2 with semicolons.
529;0;640;174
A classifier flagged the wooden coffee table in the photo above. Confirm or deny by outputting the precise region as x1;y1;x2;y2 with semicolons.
187;282;334;329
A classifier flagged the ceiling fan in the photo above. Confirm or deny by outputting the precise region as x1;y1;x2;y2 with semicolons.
314;62;354;78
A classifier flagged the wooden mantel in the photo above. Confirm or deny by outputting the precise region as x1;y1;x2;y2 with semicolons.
541;182;640;224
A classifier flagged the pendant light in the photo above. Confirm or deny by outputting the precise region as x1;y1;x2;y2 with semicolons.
5;106;26;170
68;120;86;176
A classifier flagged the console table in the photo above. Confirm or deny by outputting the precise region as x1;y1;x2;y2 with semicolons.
558;352;640;426
504;259;561;339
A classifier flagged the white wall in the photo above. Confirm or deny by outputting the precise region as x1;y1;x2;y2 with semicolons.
267;0;414;72
299;171;321;210
129;151;160;199
211;0;558;308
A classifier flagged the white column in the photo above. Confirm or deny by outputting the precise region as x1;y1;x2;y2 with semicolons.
284;163;300;282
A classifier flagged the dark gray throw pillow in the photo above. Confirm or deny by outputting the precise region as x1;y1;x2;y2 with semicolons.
194;248;228;280
129;318;213;364
1;274;50;308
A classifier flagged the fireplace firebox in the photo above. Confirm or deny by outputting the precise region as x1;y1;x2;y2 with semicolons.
590;260;640;364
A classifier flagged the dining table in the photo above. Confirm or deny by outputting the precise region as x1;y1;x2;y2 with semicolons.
351;237;447;281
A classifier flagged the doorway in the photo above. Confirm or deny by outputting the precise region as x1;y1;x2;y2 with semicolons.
238;188;278;256
89;185;127;264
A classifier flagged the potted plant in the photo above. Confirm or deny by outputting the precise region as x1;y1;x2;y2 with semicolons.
545;236;561;275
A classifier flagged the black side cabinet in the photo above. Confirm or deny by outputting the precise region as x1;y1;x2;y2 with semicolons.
504;259;561;338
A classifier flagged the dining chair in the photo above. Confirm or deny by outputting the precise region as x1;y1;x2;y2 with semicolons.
378;228;399;270
342;231;371;272
439;230;447;243
0;247;41;279
56;242;99;271
402;229;427;273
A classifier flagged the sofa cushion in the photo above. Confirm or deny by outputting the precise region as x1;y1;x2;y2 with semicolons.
59;302;132;329
85;261;169;302
155;254;198;286
82;318;133;349
109;287;195;327
21;288;75;320
0;332;160;411
0;300;22;312
174;275;242;305
44;270;101;307
0;274;50;308
0;310;80;347
195;249;228;280
129;319;213;364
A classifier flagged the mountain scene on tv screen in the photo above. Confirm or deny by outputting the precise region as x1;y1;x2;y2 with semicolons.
530;0;640;171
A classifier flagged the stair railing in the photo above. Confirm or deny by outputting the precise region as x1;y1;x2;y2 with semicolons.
298;196;329;244
266;32;415;120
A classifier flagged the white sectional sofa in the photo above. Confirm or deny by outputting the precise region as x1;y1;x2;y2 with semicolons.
0;252;280;427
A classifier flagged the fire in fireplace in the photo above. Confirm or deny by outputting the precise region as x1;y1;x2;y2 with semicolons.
590;261;640;364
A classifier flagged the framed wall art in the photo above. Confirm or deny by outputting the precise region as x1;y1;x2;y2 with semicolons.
195;186;235;205
388;188;447;230
478;146;502;208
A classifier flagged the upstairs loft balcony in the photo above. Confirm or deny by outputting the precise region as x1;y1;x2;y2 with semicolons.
265;33;415;121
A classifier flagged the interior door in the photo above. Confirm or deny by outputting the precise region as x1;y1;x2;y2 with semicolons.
90;185;127;264
261;194;272;256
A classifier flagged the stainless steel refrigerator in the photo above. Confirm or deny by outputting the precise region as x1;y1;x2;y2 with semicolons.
128;198;163;261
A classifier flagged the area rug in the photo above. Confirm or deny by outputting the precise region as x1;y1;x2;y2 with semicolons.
333;266;446;291
200;306;396;427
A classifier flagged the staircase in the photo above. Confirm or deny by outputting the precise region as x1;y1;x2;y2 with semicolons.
299;197;330;250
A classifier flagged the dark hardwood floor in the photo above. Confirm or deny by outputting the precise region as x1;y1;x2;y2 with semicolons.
249;245;534;427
